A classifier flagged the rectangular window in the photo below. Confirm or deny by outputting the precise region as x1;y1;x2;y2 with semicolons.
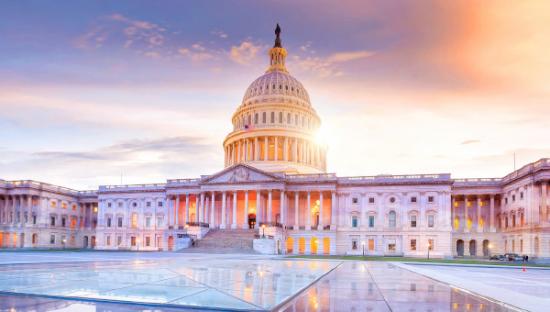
388;242;396;252
287;113;291;123
428;196;434;203
146;201;151;207
33;215;36;225
107;202;112;208
106;235;111;246
270;112;275;123
279;111;283;123
50;235;55;244
145;236;151;247
157;216;163;227
410;239;417;251
352;197;358;204
254;113;258;124
369;197;375;204
411;197;417;203
410;215;417;228
118;202;123;208
368;239;375;251
351;216;358;228
117;236;122;246
61;217;66;227
368;215;375;228
131;236;136;247
428;215;435;228
262;112;266;123
118;217;123;227
107;217;112;227
50;216;56;226
131;213;138;228
145;217;151;228
158;201;163;207
352;240;358;250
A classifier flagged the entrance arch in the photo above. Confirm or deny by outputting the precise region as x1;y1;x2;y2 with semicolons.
482;240;490;257
286;237;294;254
456;239;464;256
469;240;477;256
19;233;24;248
32;233;38;245
323;237;330;255
298;237;305;254
248;213;256;229
83;236;89;248
168;236;174;251
310;237;318;254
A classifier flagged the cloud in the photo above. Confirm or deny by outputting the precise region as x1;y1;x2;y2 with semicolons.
178;44;216;62
211;30;228;39
461;139;480;145
292;49;374;78
326;51;375;63
229;41;263;65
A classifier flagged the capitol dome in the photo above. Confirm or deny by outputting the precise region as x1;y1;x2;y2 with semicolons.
223;24;326;174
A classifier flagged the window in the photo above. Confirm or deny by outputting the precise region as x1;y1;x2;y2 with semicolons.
50;216;56;226
390;197;396;203
107;217;112;227
254;113;258;124
33;215;36;225
410;215;417;228
145;236;151;247
107;202;112;208
388;241;396;252
368;215;375;228
118;202;123;208
61;202;67;209
411;197;417;203
279;112;283;123
145;216;151;228
428;239;434;251
351;216;358;228
131;236;136;247
389;211;396;228
51;201;57;208
270;112;275;123
428;215;435;228
505;197;508;204
512;195;516;202
117;236;122;246
61;217;66;227
146;201;151;207
50;235;55;244
352;240;358;250
428;196;434;203
352;197;358;204
72;204;77;211
106;236;111;246
410;239;417;251
520;192;524;199
295;114;298;125
131;213;138;229
118;217;123;227
132;202;137;208
369;197;375;204
287;113;291;124
158;201;163;207
157;216;164;227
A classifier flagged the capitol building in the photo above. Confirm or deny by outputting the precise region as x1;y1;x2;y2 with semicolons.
1;26;549;259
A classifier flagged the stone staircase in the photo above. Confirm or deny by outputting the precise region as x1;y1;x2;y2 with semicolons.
179;229;258;254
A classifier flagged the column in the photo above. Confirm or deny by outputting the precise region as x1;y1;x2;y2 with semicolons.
264;137;268;161
331;191;336;230
195;195;200;222
185;194;190;224
221;192;227;229
280;191;286;226
542;182;548;223
27;195;32;224
294;192;299;229
477;196;482;232
255;190;261;228
293;138;298;162
464;196;469;232
175;195;180;228
232;191;237;229
489;195;495;232
283;137;288;161
274;137;279;161
254;137;259;161
267;190;273;223
319;191;324;230
306;191;311;230
167;196;172;227
210;192;215;228
243;191;249;229
451;196;456;229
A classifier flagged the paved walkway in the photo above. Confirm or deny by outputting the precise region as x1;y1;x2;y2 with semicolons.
397;262;550;312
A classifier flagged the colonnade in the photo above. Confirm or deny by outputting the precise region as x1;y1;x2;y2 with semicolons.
451;195;497;233
224;136;325;169
0;195;35;225
167;190;335;231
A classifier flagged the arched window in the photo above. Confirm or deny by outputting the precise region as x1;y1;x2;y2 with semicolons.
279;112;283;123
262;112;266;123
287;113;291;124
389;211;396;228
254;113;258;124
270;112;275;123
295;114;298;125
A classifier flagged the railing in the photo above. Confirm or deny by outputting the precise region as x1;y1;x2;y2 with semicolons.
259;221;283;228
339;173;451;184
254;234;274;239
186;222;209;228
285;173;337;181
166;178;201;185
453;178;502;186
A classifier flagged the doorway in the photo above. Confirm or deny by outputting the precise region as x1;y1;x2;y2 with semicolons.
456;239;464;256
248;213;256;229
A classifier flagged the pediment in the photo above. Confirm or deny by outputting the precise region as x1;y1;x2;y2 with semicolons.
202;164;282;184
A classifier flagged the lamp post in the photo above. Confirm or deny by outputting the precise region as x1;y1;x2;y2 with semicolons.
62;238;66;250
427;242;431;260
488;243;493;259
262;224;266;238
136;237;140;252
362;241;365;257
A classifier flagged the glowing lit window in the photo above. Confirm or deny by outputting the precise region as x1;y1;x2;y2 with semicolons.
389;211;396;228
131;213;138;229
410;239;417;251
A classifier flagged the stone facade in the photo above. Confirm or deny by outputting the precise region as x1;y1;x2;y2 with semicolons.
1;26;549;258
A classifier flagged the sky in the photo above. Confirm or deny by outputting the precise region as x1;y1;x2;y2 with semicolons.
1;0;550;190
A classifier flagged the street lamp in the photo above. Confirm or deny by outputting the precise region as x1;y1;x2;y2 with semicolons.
62;238;67;250
488;243;493;258
262;224;266;238
362;241;365;257
427;242;431;260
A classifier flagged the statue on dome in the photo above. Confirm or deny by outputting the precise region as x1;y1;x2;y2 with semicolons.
274;23;282;48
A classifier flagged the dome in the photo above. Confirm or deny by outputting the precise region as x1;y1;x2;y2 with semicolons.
223;24;326;174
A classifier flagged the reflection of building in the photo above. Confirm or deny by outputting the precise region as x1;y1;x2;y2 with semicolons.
0;25;549;258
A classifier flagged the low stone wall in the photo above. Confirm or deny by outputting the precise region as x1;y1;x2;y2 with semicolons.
253;238;275;254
